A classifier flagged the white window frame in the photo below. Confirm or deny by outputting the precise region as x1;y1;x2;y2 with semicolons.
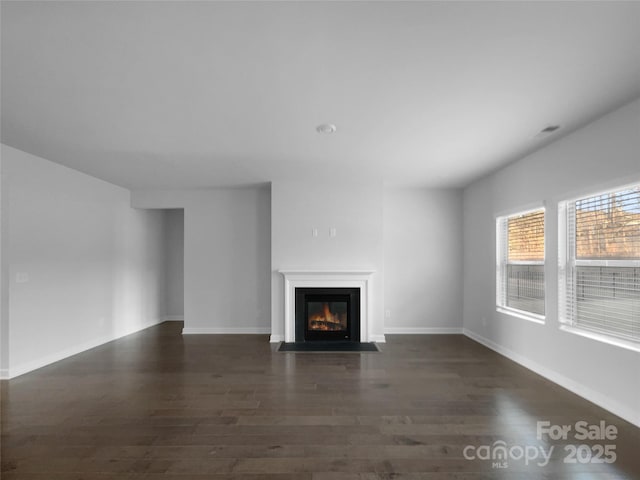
496;206;546;323
558;182;640;352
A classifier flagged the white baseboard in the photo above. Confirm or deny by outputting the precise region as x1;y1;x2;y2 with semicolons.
0;369;9;380
463;328;640;428
163;315;184;322
6;318;163;380
182;327;271;335
368;334;386;343
385;327;463;335
269;334;284;343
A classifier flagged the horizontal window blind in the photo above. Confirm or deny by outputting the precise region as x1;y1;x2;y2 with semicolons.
562;185;640;343
508;210;545;262
574;267;640;340
506;264;545;315
497;208;545;317
575;189;640;260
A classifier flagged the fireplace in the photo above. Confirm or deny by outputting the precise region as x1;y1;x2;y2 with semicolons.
295;288;360;342
277;268;377;344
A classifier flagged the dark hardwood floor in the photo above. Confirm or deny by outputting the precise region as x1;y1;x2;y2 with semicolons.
1;321;638;479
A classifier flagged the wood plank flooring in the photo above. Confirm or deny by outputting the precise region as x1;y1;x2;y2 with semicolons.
1;321;639;479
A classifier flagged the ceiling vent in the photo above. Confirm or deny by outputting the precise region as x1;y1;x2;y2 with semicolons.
535;125;561;137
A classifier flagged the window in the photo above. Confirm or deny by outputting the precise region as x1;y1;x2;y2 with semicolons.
497;208;545;319
559;184;640;346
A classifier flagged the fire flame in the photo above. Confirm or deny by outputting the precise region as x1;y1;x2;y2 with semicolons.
308;302;347;331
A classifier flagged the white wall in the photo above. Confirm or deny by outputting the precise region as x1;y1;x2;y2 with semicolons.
384;188;463;333
462;98;640;426
132;186;272;334
270;181;385;342
135;183;463;342
1;144;167;378
1;153;9;377
164;209;184;319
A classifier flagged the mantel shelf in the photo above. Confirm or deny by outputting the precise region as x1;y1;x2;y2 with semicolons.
278;268;376;275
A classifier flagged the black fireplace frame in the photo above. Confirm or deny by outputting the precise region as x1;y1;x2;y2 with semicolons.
295;287;360;343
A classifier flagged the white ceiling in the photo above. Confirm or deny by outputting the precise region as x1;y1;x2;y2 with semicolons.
2;1;639;189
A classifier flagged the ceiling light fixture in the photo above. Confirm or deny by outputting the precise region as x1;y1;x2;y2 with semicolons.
316;124;337;134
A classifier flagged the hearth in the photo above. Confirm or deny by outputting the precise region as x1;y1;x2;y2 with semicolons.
295;288;360;343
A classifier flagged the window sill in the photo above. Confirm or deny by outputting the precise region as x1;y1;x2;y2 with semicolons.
496;306;545;325
559;325;640;353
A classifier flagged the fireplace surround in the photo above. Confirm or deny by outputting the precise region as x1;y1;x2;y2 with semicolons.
279;269;375;343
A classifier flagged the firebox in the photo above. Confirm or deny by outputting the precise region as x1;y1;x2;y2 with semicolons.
295;287;360;342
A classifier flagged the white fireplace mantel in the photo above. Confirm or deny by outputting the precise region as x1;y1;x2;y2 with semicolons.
279;268;375;343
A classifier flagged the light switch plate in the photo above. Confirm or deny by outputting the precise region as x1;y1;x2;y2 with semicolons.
16;272;29;283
